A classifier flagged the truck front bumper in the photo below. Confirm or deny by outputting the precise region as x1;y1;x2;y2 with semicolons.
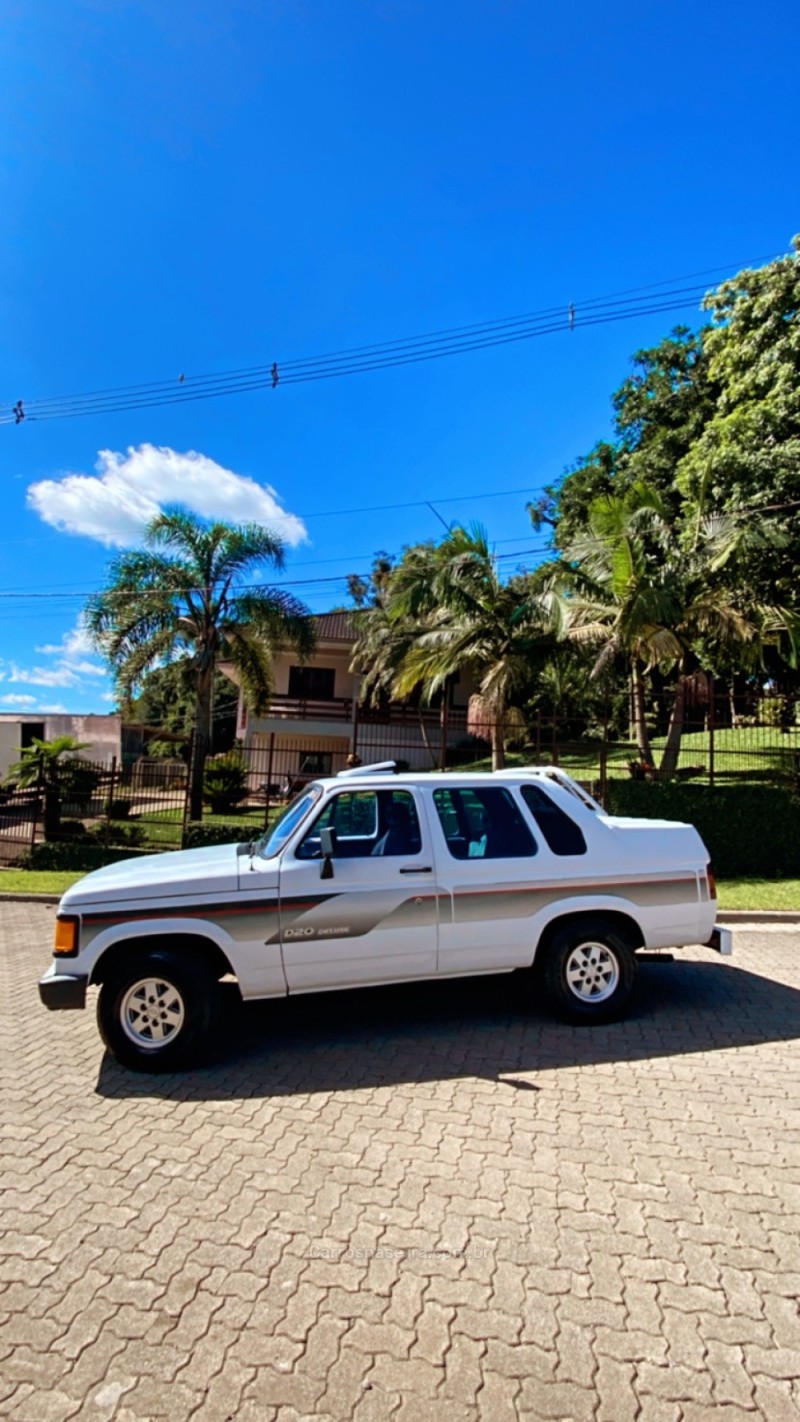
706;925;733;956
39;964;88;1010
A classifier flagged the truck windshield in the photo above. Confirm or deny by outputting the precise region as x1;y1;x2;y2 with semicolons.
256;785;323;859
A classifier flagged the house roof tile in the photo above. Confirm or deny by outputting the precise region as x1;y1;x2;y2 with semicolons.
313;611;357;643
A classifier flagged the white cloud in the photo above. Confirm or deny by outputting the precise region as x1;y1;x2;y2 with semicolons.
36;619;97;659
0;694;38;707
37;703;69;714
8;663;79;688
27;444;308;549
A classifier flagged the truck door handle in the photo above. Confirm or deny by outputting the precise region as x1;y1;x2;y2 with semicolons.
399;865;432;873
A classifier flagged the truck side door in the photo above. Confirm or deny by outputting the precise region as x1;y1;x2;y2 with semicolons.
277;786;439;991
429;784;541;975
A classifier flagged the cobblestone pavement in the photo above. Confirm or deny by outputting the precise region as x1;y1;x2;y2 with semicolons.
2;903;800;1421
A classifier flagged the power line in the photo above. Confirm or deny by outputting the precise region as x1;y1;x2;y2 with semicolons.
1;294;701;425
0;547;554;609
3;252;782;428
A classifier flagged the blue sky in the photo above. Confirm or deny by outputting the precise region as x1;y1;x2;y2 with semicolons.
0;0;796;712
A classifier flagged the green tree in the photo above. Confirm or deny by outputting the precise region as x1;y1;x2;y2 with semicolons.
561;484;785;774
531;327;716;548
677;238;800;609
7;735;95;840
87;511;314;819
369;525;561;770
126;662;239;754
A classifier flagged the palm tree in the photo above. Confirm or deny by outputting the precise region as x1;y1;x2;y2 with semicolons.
560;483;679;766
561;483;786;776
87;510;314;819
374;525;561;770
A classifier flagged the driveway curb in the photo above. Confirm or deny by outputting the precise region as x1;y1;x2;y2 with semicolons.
0;894;60;904
717;910;800;924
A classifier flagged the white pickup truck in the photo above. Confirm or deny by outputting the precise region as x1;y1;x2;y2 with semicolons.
39;764;730;1071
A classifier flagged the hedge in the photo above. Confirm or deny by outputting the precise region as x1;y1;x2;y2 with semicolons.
183;822;257;849
604;781;800;878
25;842;150;872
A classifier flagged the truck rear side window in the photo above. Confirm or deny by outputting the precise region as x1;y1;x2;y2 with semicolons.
520;784;587;856
433;786;537;860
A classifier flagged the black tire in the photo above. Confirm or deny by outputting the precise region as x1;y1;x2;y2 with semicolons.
540;919;637;1024
97;946;220;1072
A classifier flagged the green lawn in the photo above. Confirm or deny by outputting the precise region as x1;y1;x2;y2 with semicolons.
458;725;799;784
0;870;85;894
1;867;799;910
715;878;800;911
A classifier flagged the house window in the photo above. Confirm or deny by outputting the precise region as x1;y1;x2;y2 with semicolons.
288;666;336;700
297;752;333;776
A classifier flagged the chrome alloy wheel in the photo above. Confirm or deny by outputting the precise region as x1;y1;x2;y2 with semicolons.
565;942;620;1003
120;977;185;1049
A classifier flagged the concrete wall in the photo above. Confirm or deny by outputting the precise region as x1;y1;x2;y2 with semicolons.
0;722;20;781
0;714;121;780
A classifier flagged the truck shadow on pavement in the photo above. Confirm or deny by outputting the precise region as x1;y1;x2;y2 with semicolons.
95;953;800;1100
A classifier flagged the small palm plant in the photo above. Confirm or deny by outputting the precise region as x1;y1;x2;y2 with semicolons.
7;736;94;840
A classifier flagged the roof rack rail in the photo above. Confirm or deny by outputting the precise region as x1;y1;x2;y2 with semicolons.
337;760;399;778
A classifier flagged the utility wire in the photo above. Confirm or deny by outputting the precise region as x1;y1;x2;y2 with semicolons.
0;547;553;605
2;293;703;425
6;252;781;427
5;252;780;427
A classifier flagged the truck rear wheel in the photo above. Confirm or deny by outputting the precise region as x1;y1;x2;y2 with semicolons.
541;920;637;1023
97;947;219;1071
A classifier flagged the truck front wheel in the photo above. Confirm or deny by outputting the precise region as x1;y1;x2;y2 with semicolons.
97;947;219;1071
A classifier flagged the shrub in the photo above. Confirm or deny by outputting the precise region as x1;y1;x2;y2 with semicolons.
90;821;145;848
55;819;91;840
447;735;491;767
25;842;149;871
605;781;800;878
758;695;792;730
104;796;132;819
183;821;256;849
59;760;101;813
203;753;247;814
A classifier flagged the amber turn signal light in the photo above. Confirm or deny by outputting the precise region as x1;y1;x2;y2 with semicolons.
54;916;79;956
707;866;717;900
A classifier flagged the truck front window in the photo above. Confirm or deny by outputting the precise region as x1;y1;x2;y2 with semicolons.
257;785;323;859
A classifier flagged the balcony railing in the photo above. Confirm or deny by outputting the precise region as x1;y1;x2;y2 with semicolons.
260;694;468;728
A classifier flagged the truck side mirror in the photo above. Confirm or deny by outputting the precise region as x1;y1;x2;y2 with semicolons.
319;826;339;879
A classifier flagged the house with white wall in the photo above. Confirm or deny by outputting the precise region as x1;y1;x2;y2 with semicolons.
222;611;474;784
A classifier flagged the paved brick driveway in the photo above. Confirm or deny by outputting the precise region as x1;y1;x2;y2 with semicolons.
2;903;800;1421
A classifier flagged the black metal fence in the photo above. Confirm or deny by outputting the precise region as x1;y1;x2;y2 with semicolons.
0;787;41;866
2;688;798;865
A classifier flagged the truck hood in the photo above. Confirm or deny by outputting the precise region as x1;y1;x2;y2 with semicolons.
61;843;243;908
